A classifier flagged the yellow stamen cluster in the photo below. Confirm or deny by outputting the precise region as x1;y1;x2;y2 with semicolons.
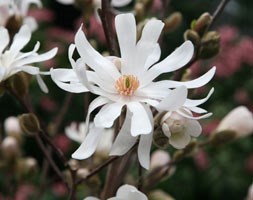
115;75;139;96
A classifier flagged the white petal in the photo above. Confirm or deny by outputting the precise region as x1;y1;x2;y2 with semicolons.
50;68;79;82
18;66;39;75
185;87;214;107
116;184;148;200
138;105;154;169
145;41;194;82
177;109;212;120
0;67;6;82
36;74;48;93
0;27;9;54
165;67;216;89
144;44;161;70
75;26;120;81
56;0;74;5
156;86;187;112
94;102;123;128
189;106;207;114
169;131;191;149
10;25;31;58
127;102;152;136
115;13;136;74
23;16;38;32
111;0;132;7
185;119;202;137
71;125;104;159
110;110;137;156
16;41;40;60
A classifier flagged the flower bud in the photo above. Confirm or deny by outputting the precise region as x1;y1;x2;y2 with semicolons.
198;31;220;59
150;150;171;170
5;16;23;38
19;113;41;135
19;157;38;176
164;12;182;33
209;130;237;146
215;106;253;138
76;168;89;179
4;116;22;141
184;29;200;46
192;12;212;35
134;2;145;21
68;159;79;171
1;136;20;159
153;127;170;149
149;190;175;200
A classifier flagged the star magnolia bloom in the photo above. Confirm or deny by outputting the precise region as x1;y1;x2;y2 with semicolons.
84;184;147;200
216;106;253;138
0;0;42;31
157;86;214;149
51;13;215;169
65;122;114;156
0;25;57;92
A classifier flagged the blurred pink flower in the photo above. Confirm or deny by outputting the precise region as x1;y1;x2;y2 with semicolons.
28;8;55;22
47;27;75;43
52;182;68;197
246;154;253;174
218;25;238;46
15;184;35;200
39;96;58;113
53;134;71;153
234;89;250;104
194;150;209;170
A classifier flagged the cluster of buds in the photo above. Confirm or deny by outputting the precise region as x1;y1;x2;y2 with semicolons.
184;12;220;59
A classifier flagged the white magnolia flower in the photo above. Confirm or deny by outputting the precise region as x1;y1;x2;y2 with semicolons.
157;86;214;149
51;13;215;169
0;25;57;92
65;122;114;156
84;184;147;200
0;0;42;31
216;106;253;138
56;0;132;7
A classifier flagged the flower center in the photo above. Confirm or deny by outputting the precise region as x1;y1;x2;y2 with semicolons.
115;75;139;96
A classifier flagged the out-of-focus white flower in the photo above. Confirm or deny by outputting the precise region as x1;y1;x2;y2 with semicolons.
4;116;21;135
51;13;215;169
65;122;114;157
56;0;74;5
56;0;132;7
156;86;214;149
216;106;253;138
246;182;253;200
0;0;42;31
84;184;147;200
1;136;19;158
0;25;57;92
150;150;170;169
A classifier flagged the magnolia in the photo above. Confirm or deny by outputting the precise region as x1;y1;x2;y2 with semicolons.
84;184;147;200
150;150;171;169
65;122;114;157
0;25;57;92
156;86;214;149
56;0;132;7
51;13;215;169
216;106;253;138
0;0;42;31
246;182;253;200
4;116;21;135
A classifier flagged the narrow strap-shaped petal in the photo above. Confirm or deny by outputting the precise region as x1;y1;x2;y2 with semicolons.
36;74;48;93
144;44;161;71
127;102;152;136
177;109;212;120
94;102;123;128
71;124;104;160
9;25;31;58
189;106;207;114
15;41;40;61
50;68;79;82
20;0;42;15
116;185;148;200
144;41;194;83
110;110;137;156
115;13;136;74
75;26;120;81
185;87;214;107
138;105;153;169
83;197;100;200
156;86;187;112
0;27;9;54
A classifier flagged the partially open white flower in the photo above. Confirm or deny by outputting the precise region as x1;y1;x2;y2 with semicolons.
216;106;253;138
0;25;57;92
0;0;42;31
51;13;215;169
157;86;214;149
65;122;114;157
84;184;147;200
4;116;21;135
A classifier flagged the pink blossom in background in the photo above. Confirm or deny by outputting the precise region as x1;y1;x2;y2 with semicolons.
39;96;58;113
218;25;238;46
15;184;36;200
53;134;71;154
234;89;250;104
28;8;55;23
52;182;68;197
194;150;209;170
151;0;163;13
88;14;106;44
246;154;253;174
47;27;75;43
202;120;219;136
238;37;253;65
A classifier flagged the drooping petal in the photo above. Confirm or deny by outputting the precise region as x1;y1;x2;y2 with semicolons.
185;119;202;137
56;0;74;5
185;87;214;107
156;86;187;112
169;131;191;149
189;106;207;114
0;27;9;54
111;0;132;7
94;102;123;128
71;125;104;159
75;26;120;81
177;109;212;120
144;41;194;83
110;110;137;156
115;185;148;200
36;74;48;93
138;105;154;169
15;41;40;60
115;13;136;74
127;102;152;136
83;197;100;200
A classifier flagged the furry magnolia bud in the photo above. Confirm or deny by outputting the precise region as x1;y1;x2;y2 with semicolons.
192;12;212;35
153;126;170;149
198;31;220;59
184;29;200;46
19;113;41;135
209;130;237;146
164;12;182;33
